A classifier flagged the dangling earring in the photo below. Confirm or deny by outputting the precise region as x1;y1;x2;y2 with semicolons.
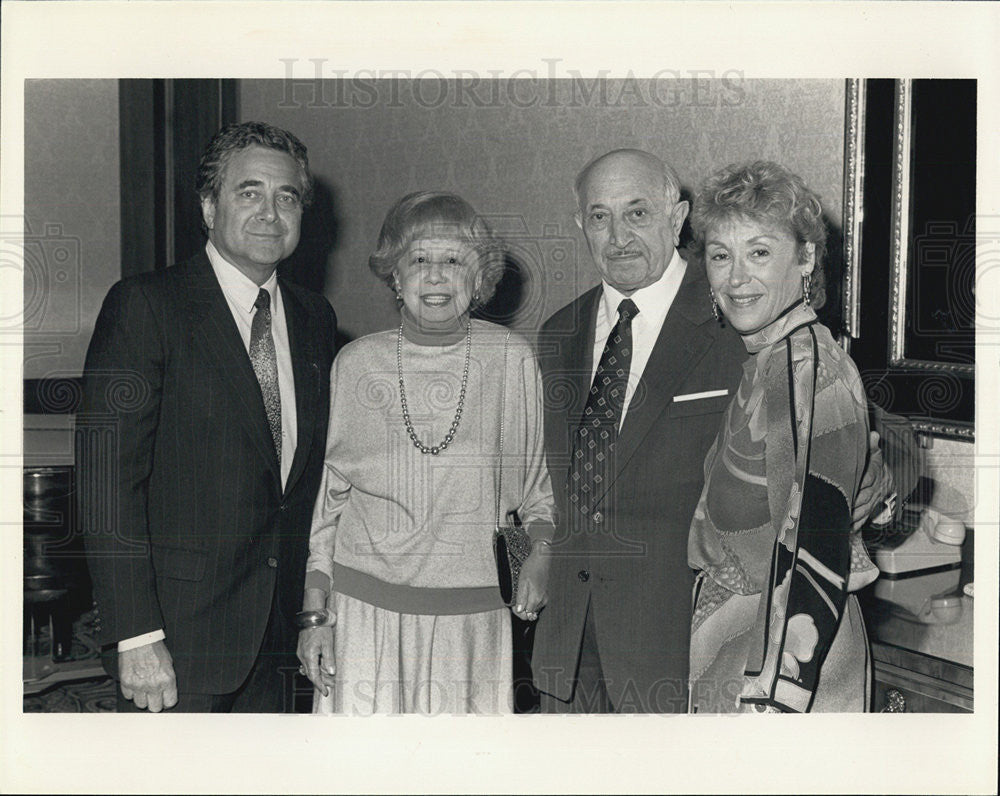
709;289;720;321
801;273;813;306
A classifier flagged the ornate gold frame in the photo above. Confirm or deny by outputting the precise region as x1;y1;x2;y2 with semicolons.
841;78;975;441
888;79;975;378
842;78;866;341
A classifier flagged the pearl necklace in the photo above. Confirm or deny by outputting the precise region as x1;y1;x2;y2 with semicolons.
397;320;471;455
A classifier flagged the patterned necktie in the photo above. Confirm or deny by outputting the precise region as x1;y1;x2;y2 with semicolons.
567;298;639;516
250;287;282;464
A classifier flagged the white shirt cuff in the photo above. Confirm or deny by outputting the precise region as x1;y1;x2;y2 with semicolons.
117;629;166;652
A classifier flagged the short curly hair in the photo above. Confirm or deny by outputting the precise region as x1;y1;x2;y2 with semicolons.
689;160;828;309
368;191;506;309
196;121;313;208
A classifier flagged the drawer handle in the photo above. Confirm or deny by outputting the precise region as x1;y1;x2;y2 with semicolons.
881;688;906;713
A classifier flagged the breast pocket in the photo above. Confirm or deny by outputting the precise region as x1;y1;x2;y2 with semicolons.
666;392;732;418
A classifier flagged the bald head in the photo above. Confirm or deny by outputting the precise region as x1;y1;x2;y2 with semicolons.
574;149;682;213
573;148;690;295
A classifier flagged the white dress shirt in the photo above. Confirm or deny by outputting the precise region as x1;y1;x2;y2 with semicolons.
590;249;687;429
118;243;298;653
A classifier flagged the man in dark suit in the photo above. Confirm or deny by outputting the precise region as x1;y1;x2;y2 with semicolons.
530;148;745;713
77;122;337;712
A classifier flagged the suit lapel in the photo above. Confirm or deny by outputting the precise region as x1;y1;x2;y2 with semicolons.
540;287;600;504
599;266;719;499
184;252;282;494
565;288;601;432
280;280;320;498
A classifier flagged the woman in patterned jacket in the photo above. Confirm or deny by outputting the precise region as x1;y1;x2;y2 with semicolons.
687;161;879;713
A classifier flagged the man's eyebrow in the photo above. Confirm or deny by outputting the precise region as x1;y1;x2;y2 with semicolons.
586;198;651;210
234;179;301;197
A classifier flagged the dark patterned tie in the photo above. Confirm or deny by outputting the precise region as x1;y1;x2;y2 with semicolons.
250;288;281;464
567;298;639;516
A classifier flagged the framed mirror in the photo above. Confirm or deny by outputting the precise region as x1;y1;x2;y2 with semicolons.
843;78;975;441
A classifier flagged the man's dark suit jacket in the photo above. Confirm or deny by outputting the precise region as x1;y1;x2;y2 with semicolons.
531;262;747;712
77;251;336;696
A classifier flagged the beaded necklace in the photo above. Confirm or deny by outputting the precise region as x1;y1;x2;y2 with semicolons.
396;320;471;455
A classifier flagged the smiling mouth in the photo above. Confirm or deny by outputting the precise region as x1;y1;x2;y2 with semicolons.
727;294;763;307
421;294;453;307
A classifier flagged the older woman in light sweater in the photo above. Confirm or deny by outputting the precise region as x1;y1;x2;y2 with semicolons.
297;191;556;714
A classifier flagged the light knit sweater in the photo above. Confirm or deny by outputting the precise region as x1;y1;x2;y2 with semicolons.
305;319;556;614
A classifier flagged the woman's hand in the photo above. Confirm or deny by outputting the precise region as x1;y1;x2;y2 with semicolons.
853;431;896;530
513;541;551;621
297;620;337;697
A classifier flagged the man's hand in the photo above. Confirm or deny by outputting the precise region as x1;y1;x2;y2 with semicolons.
118;640;178;712
853;431;896;531
513;542;551;622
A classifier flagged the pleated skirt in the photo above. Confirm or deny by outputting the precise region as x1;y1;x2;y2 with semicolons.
313;591;513;715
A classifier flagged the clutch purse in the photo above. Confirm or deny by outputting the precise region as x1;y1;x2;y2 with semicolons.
493;509;532;607
491;330;532;607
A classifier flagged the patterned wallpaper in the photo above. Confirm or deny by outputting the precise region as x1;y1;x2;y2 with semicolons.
20;78;977;536
23;79;120;381
19;79;847;366
240;78;847;341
